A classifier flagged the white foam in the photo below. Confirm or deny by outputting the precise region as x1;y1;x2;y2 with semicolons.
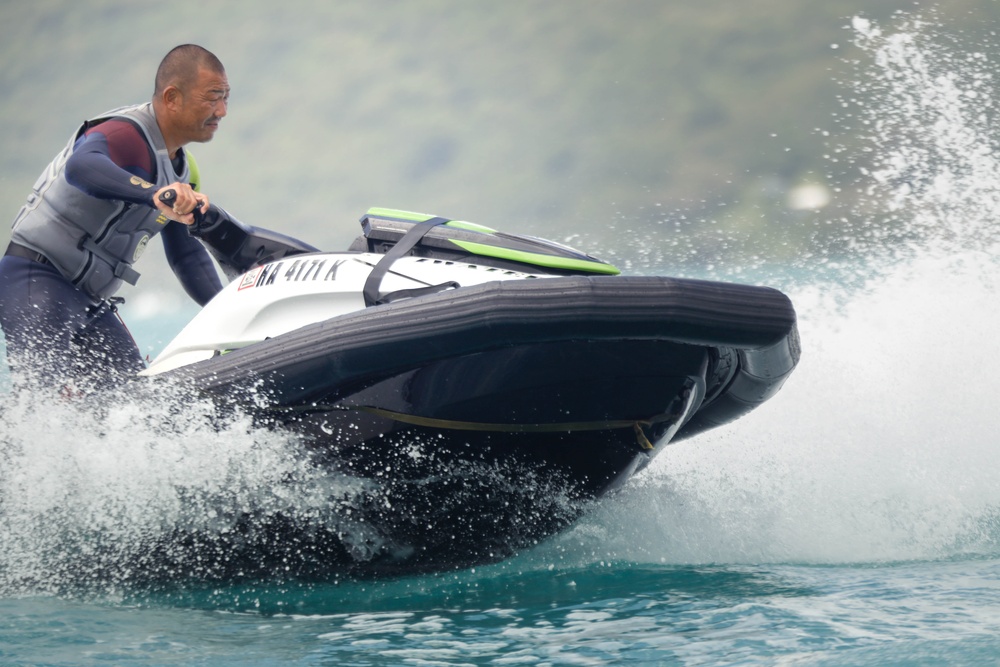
537;14;1000;567
0;382;375;592
571;256;1000;565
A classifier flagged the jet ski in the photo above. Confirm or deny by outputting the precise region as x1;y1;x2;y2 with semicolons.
140;198;800;577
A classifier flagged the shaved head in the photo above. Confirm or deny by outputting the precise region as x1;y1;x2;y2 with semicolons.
154;44;225;96
152;45;230;153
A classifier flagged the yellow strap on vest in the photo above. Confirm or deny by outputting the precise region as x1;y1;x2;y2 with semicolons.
186;149;201;192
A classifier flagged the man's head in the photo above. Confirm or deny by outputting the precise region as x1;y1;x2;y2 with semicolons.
153;45;230;154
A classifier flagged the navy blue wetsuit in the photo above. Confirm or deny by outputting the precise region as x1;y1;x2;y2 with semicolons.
0;119;222;391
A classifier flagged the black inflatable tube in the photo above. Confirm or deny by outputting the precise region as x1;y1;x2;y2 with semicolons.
161;276;799;434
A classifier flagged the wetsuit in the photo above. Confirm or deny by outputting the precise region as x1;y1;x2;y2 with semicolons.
0;116;222;390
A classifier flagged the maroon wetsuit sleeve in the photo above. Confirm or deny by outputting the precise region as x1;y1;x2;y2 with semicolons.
64;119;159;207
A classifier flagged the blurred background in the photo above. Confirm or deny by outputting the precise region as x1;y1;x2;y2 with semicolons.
1;0;996;350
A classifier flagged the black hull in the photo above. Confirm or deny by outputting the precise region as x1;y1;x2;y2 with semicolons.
291;338;707;496
156;275;799;577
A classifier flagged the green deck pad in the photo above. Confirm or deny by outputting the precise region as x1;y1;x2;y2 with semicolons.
366;207;496;233
448;239;621;275
443;220;497;233
366;207;436;222
365;207;619;274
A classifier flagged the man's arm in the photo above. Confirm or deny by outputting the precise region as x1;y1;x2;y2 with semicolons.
64;119;159;206
161;220;223;306
66;119;223;304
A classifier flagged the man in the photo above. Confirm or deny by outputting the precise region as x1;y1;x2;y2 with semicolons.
0;44;229;391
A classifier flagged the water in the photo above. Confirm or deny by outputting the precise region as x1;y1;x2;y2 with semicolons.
4;560;1000;665
5;13;1000;666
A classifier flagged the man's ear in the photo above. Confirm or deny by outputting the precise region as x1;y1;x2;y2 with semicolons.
161;85;183;111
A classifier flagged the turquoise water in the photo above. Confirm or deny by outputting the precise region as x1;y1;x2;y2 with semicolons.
4;559;1000;666
5;14;1000;667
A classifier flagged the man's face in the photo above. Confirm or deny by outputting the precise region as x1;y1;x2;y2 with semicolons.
176;67;230;144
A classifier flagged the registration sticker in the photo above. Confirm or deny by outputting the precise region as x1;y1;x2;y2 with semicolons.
238;266;263;290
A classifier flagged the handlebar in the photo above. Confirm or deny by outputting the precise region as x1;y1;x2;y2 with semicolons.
157;188;319;280
159;188;206;226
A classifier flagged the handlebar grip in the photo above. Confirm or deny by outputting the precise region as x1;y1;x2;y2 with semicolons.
158;188;207;228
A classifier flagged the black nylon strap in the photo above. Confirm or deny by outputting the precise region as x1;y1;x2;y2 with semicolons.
378;281;460;304
79;236;141;285
363;216;450;307
4;242;52;266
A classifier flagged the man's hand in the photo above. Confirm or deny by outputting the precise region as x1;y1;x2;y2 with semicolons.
153;182;209;225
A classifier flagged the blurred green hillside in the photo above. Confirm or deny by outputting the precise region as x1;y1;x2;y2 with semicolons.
1;0;997;300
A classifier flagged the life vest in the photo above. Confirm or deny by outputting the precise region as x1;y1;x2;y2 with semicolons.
9;103;197;302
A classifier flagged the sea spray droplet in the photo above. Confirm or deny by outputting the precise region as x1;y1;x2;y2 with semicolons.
851;16;877;40
850;15;1000;259
0;380;378;593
